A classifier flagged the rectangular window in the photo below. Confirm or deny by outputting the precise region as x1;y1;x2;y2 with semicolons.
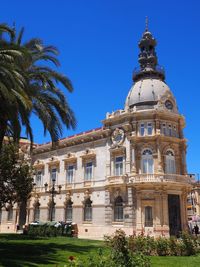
85;162;93;181
65;205;73;221
140;123;145;136
115;156;123;176
145;206;153;227
168;125;172;136
36;171;42;186
7;208;13;221
67;165;74;184
147;123;153;135
34;207;40;221
51;168;57;182
162;123;166;135
173;125;178;137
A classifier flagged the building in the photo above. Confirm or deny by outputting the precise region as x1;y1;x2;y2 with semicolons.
0;26;194;239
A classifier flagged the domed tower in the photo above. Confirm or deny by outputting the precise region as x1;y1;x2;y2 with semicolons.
103;22;193;237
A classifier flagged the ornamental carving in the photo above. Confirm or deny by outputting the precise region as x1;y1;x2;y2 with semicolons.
111;128;125;147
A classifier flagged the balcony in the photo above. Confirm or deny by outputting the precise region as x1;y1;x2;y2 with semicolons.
129;174;194;185
107;175;128;185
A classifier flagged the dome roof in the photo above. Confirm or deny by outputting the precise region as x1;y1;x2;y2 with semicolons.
125;78;175;108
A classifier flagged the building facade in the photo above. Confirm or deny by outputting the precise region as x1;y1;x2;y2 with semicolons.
0;27;194;239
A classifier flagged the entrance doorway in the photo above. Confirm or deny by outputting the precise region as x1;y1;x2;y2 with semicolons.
168;194;181;236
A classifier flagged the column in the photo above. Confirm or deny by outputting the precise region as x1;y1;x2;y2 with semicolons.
124;187;134;226
157;141;163;174
125;139;131;174
162;192;169;235
105;189;112;224
180;191;188;231
154;191;162;234
131;145;136;174
136;190;142;233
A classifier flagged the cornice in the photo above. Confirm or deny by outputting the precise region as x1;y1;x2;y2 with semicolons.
33;127;111;155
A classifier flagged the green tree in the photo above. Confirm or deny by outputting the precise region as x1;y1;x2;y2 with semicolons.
0;23;76;150
0;24;32;150
0;143;33;228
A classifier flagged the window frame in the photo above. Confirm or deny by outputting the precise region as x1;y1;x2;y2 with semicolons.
84;161;93;181
141;149;154;174
84;198;92;221
114;156;124;176
66;165;74;184
114;196;124;222
65;200;73;222
145;206;153;227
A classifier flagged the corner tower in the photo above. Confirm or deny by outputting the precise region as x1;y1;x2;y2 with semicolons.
103;23;193;238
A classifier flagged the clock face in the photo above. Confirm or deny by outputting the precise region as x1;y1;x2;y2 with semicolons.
165;100;173;110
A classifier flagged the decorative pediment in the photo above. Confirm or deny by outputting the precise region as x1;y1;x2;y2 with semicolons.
110;146;126;156
63;153;77;165
33;159;45;169
47;156;60;168
80;149;96;161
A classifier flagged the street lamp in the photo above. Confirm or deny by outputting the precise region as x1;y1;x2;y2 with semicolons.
44;178;62;221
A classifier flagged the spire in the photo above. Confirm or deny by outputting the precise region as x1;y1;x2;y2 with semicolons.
133;19;165;82
145;16;148;32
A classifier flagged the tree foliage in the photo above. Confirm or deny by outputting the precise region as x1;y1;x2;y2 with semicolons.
0;23;76;150
0;143;33;209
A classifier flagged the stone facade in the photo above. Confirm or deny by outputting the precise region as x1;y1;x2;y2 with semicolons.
0;26;194;239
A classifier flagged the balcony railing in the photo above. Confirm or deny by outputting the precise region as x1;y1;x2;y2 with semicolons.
129;174;194;184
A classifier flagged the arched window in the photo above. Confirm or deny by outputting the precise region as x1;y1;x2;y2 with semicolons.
34;203;40;221
114;196;123;222
84;198;92;221
65;200;73;222
145;206;153;227
141;149;154;174
48;202;56;221
165;150;176;174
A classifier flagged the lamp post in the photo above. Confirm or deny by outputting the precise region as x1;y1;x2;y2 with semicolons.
44;178;62;221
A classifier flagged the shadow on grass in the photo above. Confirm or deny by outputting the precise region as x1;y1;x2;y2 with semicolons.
0;235;102;267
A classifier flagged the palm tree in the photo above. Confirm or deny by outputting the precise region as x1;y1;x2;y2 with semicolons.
0;24;76;149
0;24;32;150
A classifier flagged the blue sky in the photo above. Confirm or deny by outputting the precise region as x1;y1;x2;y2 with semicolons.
1;0;200;175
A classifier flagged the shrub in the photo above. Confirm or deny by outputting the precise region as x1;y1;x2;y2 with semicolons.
181;232;197;256
105;229;151;267
156;237;170;256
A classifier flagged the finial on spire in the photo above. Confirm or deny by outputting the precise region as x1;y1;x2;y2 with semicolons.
145;16;148;31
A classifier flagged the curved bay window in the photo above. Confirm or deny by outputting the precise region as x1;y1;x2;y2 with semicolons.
165;150;176;174
145;206;153;227
65;200;73;222
84;198;92;221
34;202;40;221
114;196;124;222
141;149;154;174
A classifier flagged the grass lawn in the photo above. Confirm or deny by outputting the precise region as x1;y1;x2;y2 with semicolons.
0;234;200;267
